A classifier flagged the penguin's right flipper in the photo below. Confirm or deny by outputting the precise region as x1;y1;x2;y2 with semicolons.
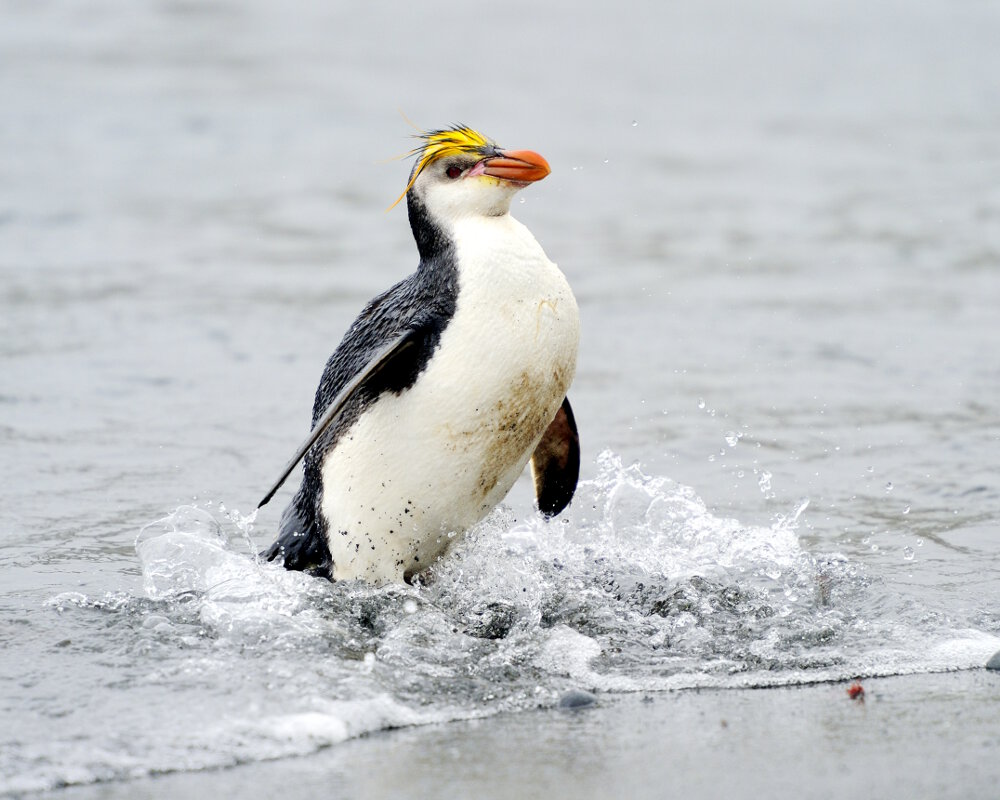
530;396;580;518
256;331;419;510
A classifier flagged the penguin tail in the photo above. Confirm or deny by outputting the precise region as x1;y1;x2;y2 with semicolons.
260;490;333;580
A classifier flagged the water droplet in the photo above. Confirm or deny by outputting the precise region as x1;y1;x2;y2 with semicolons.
758;470;773;496
603;158;610;164
902;506;910;514
697;399;706;410
866;466;874;474
884;482;893;493
902;546;915;561
631;120;639;127
724;431;740;447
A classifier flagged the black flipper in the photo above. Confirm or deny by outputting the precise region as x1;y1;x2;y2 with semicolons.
258;249;458;577
259;323;441;576
530;396;580;517
257;332;418;510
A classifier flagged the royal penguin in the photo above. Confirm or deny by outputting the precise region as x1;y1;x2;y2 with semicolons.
259;125;580;584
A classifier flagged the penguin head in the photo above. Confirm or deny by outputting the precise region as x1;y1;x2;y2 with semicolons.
395;125;550;229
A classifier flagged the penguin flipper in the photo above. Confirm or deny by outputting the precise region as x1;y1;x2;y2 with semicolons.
530;396;580;518
257;332;419;510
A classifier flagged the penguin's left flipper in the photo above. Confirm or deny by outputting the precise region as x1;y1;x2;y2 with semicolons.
530;396;580;518
257;331;419;510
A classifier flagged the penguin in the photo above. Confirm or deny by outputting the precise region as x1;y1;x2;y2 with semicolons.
259;125;580;584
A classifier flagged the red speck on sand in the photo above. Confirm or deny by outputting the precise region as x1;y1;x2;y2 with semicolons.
847;682;865;700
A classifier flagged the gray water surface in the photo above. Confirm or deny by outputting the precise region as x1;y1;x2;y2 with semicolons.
3;0;1000;794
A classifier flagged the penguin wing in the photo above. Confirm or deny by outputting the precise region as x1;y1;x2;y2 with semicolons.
257;331;419;509
530;396;580;517
259;329;424;577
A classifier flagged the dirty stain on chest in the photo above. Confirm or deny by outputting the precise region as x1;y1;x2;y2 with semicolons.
441;366;568;503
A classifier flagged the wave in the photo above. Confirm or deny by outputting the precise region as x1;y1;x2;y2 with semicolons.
9;451;997;794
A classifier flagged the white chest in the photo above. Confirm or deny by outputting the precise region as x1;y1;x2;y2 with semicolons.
320;214;579;583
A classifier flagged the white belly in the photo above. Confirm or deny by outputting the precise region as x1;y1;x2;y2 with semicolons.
319;215;579;583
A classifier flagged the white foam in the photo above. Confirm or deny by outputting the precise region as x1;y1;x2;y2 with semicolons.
13;454;997;793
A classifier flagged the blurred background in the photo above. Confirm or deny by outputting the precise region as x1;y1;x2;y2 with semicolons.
5;0;999;528
4;0;998;544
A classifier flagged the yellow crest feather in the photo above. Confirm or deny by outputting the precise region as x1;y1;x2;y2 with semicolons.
388;124;493;210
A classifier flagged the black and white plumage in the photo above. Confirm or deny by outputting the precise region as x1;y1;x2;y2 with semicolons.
260;125;580;584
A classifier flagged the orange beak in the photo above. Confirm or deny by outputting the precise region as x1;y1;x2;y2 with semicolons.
482;149;551;183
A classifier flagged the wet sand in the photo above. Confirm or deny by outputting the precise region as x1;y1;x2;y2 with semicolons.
44;669;1000;800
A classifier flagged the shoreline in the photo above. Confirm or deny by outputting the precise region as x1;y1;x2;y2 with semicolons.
36;669;1000;800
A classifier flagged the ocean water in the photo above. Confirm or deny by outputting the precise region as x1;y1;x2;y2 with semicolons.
3;0;1000;794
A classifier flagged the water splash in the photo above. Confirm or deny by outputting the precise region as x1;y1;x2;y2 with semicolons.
131;451;996;690
20;452;999;793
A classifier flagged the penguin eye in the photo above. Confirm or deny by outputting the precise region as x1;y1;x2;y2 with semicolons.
445;165;462;179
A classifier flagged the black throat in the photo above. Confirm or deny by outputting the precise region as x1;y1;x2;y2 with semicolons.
407;191;453;264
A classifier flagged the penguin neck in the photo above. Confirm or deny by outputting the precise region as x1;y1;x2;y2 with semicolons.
407;192;454;264
408;191;518;267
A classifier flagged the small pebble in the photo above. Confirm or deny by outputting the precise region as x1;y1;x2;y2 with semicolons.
558;689;597;710
986;649;1000;671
